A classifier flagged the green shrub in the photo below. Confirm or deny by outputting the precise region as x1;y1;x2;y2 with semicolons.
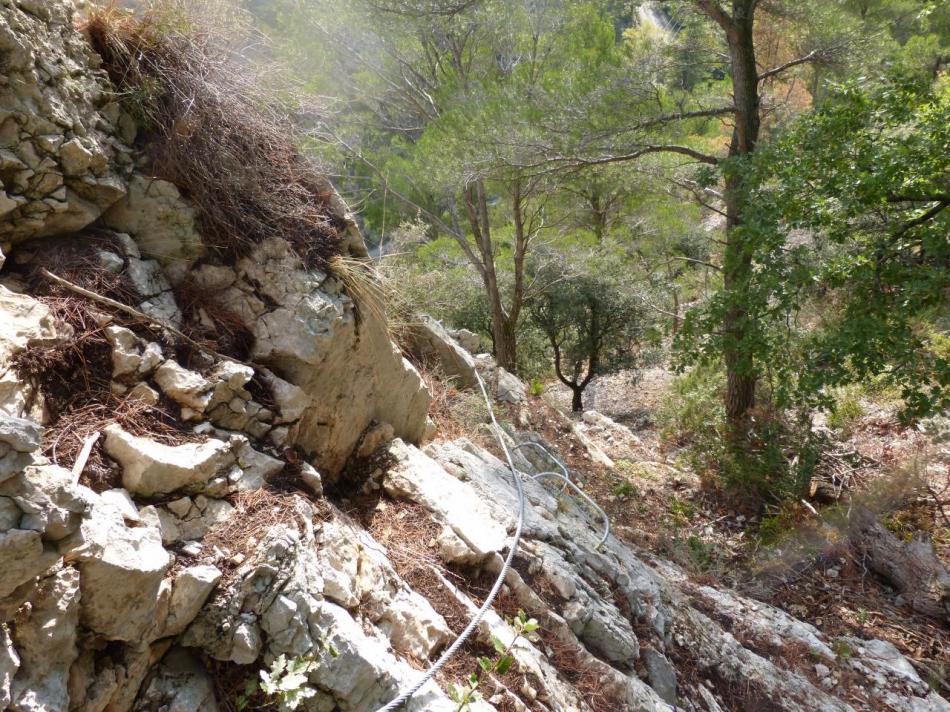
716;411;824;505
661;366;825;505
612;480;639;498
657;364;726;445
528;378;544;397
826;385;865;435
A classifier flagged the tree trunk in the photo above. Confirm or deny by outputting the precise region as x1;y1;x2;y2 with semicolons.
571;387;584;412
720;0;761;430
492;310;518;373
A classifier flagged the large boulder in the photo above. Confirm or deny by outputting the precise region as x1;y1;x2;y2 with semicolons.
210;237;430;477
103;424;283;497
405;315;478;388
67;493;171;641
0;0;131;243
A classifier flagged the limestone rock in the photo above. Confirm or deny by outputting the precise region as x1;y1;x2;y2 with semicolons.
0;529;57;599
132;647;219;712
9;568;80;712
103;424;233;497
220;237;429;478
474;356;527;404
105;325;163;381
184;500;462;711
406;315;478;388
158;565;222;639
153;360;213;414
0;286;63;418
68;492;171;641
0;0;131;243
0;414;42;483
385;439;508;557
0;463;90;542
102;174;204;270
451;328;480;353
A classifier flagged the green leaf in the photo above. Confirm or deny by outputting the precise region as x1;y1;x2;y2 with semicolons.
490;634;507;654
495;655;515;675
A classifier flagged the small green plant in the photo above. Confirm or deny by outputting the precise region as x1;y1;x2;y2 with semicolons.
615;459;656;480
612;479;638;498
528;378;545;397
827;386;865;435
831;638;853;660
685;534;715;571
237;639;339;711
668;496;696;523
448;611;539;711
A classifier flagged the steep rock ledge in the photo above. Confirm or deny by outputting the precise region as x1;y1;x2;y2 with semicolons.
0;2;947;712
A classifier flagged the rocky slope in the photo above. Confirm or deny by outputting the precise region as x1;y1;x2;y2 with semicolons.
0;2;947;711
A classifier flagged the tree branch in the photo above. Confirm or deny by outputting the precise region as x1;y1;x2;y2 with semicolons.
523;144;719;173
694;0;734;31
890;200;949;242
624;106;736;132
758;48;830;82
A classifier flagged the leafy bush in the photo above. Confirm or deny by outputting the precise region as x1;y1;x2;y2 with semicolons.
659;366;823;505
449;611;539;711
658;364;726;445
826;385;865;435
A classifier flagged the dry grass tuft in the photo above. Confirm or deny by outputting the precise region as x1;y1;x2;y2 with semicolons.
83;1;343;269
416;359;492;443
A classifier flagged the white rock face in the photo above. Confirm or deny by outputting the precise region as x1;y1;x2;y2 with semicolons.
214;237;430;477
103;174;204;270
154;360;214;413
105;325;163;381
183;498;461;711
9;568;80;712
69;493;171;641
406;315;478;388
159;565;222;639
0;0;130;243
104;424;235;496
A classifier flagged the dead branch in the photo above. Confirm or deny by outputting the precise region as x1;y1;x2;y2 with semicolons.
40;268;251;368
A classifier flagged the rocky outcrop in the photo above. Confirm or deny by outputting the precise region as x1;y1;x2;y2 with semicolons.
1;2;947;712
198;236;430;476
406;315;478;388
0;285;64;418
0;0;131;244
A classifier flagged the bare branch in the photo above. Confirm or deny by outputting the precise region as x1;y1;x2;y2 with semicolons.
624;106;736;131
758;48;832;82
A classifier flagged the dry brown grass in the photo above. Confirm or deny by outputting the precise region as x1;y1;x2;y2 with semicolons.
83;1;342;270
201;488;320;582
